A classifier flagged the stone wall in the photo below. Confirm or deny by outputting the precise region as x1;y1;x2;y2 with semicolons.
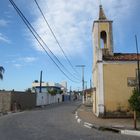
11;91;36;111
0;91;11;114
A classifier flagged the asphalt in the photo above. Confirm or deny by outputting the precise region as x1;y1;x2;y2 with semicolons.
2;101;139;140
75;103;140;137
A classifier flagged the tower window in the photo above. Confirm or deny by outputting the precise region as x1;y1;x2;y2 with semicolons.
100;31;107;48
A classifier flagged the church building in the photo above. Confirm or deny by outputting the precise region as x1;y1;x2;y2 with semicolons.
92;5;140;117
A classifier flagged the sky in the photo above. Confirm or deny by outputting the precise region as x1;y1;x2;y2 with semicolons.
0;0;140;91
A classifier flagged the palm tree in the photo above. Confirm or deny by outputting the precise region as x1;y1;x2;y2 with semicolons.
0;66;5;80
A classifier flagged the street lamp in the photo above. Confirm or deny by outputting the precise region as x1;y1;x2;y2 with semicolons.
76;65;85;104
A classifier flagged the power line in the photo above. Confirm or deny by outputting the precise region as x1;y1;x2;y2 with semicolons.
34;0;80;77
9;0;80;83
9;0;79;83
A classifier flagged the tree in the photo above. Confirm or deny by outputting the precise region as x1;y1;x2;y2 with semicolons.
128;88;140;129
25;88;32;93
0;66;5;80
48;89;57;96
60;90;63;94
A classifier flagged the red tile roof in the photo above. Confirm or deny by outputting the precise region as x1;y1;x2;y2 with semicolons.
103;53;140;61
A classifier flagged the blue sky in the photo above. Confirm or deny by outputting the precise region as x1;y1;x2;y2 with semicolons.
0;0;140;91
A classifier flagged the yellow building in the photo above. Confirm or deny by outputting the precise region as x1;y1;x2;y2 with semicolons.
92;5;140;117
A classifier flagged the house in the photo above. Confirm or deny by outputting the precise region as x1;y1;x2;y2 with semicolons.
84;88;93;105
92;5;140;117
32;81;68;106
32;81;67;94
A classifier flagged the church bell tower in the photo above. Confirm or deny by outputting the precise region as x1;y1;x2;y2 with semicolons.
92;5;114;116
93;5;113;56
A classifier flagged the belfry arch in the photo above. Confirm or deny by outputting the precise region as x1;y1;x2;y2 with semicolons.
100;31;107;49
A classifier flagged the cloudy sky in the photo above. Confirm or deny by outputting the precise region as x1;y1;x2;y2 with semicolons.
0;0;140;91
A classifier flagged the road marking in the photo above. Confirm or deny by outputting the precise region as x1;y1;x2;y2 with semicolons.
84;124;92;129
77;118;81;123
84;122;93;127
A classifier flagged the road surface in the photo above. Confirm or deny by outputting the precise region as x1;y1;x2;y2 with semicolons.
0;101;139;140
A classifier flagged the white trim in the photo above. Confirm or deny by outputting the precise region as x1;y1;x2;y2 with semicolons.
103;61;137;64
93;49;105;116
97;62;104;115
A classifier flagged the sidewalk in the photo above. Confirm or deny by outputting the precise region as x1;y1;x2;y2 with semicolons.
76;104;140;136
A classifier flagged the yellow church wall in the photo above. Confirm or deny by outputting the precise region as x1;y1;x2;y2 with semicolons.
99;23;109;32
103;63;136;112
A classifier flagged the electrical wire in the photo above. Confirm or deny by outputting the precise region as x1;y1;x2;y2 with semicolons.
34;0;80;77
9;0;80;83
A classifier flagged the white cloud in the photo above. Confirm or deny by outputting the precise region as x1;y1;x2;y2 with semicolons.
0;19;10;44
29;0;96;57
13;64;23;68
0;19;8;27
25;0;137;57
5;56;37;68
102;0;136;21
0;33;11;43
19;57;37;63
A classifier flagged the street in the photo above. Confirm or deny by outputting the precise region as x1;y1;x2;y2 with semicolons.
0;101;139;140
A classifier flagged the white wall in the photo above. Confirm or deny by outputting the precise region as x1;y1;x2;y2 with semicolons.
36;93;47;106
36;93;62;106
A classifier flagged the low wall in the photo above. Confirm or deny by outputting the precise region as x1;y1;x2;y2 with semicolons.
62;94;70;102
36;93;62;106
0;91;11;113
11;91;36;111
0;90;68;113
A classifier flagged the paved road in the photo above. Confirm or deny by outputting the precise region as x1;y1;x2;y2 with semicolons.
0;101;139;140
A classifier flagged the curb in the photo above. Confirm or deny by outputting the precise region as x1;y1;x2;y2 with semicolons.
121;130;140;137
74;111;140;137
74;111;119;131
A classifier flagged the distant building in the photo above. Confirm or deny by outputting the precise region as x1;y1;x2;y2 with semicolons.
32;81;68;105
32;81;48;93
32;81;67;94
92;5;140;117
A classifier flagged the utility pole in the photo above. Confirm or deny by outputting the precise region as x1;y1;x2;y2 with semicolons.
76;65;85;104
70;86;72;101
85;81;87;89
39;70;43;93
135;35;140;92
90;79;92;89
134;35;140;129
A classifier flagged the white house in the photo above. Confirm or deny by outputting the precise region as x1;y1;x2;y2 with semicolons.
32;81;67;106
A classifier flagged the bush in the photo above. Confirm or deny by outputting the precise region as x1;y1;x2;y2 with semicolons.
48;89;57;96
128;88;140;112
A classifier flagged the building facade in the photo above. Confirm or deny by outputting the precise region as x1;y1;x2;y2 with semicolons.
92;5;140;117
32;81;67;94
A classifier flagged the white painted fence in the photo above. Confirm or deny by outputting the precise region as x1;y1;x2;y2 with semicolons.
36;93;62;106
